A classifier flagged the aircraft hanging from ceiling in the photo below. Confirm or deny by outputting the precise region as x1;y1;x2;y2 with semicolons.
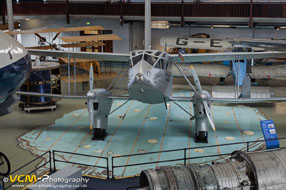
6;25;122;75
160;37;233;51
5;25;120;51
160;36;286;52
17;48;286;143
160;36;286;87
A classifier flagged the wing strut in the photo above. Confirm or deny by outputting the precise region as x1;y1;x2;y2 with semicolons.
172;61;197;92
107;62;129;92
172;101;194;119
108;98;131;117
163;97;168;110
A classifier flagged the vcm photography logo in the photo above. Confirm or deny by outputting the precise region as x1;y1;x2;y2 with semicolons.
3;174;48;183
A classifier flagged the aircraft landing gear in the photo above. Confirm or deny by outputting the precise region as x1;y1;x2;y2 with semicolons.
195;131;208;143
92;128;107;140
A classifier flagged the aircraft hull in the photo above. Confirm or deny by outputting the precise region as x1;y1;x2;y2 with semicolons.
128;80;168;104
0;54;31;105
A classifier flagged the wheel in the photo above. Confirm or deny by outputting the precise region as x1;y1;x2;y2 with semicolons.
0;152;11;176
195;131;208;143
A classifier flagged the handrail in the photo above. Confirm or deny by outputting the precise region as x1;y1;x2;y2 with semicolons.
52;150;110;179
1;137;285;189
3;151;51;190
111;137;286;179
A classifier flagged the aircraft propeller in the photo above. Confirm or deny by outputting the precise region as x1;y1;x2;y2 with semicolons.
87;63;96;130
190;66;216;131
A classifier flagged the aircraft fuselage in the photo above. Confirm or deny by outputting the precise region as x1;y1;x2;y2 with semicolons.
127;50;173;104
0;31;31;116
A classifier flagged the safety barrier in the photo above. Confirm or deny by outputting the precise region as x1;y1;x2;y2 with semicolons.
1;137;286;189
0;151;51;190
52;150;110;179
111;137;286;179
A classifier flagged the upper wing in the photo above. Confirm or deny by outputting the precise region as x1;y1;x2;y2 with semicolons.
6;26;105;35
16;91;87;99
16;91;130;100
230;38;286;51
212;97;286;104
171;51;286;63
28;50;130;62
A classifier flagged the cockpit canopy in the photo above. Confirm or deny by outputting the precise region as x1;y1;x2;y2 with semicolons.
129;50;172;71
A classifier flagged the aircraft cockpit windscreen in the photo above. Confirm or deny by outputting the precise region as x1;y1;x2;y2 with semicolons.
129;50;172;71
143;54;158;65
129;54;142;68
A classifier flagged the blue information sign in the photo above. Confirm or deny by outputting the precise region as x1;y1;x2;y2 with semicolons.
260;120;280;149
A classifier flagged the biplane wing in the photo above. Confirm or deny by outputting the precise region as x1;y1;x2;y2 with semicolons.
5;26;105;35
171;51;286;63
59;34;122;43
28;49;130;62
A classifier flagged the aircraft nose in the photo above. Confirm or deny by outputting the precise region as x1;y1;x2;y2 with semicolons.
135;73;144;82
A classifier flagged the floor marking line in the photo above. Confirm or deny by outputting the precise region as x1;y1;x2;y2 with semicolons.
66;130;92;162
232;107;245;143
254;108;264;122
211;107;221;156
35;129;44;140
47;110;86;151
156;103;172;168
91;101;134;175
121;105;152;177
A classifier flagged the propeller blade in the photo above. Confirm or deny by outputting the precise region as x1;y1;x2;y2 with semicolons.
89;63;94;90
202;100;216;131
88;99;94;130
35;33;46;42
52;32;61;43
190;65;202;92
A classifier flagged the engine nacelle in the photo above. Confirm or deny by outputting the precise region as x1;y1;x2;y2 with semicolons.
90;88;112;140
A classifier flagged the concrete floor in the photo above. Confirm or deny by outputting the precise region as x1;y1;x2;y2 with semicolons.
0;76;286;179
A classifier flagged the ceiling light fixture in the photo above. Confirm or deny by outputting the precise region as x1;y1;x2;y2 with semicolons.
212;25;231;28
151;21;170;29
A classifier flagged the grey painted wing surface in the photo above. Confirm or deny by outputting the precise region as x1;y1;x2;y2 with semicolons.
171;51;286;63
28;50;130;62
16;91;87;99
230;38;286;50
212;97;286;103
16;92;130;100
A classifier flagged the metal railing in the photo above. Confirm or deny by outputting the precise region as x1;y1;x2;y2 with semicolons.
1;138;285;189
1;151;51;190
111;137;286;179
52;150;110;179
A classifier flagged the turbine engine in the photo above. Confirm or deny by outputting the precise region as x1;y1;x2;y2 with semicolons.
139;149;286;190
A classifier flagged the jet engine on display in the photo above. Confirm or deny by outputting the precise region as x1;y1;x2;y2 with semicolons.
139;149;286;190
